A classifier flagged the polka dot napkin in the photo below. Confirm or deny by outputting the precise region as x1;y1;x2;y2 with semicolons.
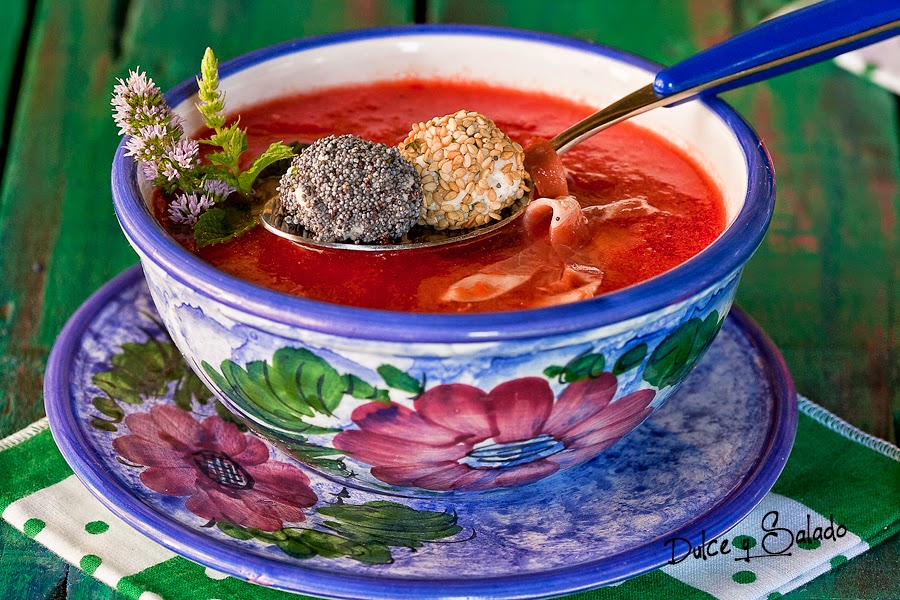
1;396;898;599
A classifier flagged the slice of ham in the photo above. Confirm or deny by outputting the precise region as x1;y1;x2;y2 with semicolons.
524;137;568;198
523;196;589;250
442;246;546;303
531;263;604;308
583;196;667;221
443;197;602;305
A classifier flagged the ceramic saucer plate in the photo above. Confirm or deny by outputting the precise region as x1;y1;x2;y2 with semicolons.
45;266;796;600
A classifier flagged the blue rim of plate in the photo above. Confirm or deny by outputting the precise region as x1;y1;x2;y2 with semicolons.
46;265;797;600
111;24;775;344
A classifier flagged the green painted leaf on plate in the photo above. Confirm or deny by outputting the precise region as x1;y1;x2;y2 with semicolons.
318;500;463;549
644;311;722;388
613;343;648;375
377;365;423;394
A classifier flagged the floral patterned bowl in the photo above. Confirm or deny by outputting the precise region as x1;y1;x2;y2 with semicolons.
111;26;774;495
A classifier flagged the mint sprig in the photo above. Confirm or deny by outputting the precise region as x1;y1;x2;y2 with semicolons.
112;48;300;248
195;48;294;196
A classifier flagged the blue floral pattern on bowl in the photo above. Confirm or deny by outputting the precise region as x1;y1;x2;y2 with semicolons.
141;259;739;493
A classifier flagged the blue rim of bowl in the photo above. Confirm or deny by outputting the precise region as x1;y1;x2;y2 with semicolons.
111;24;775;344
45;264;797;600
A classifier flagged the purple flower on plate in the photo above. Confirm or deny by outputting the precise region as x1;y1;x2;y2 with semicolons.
333;374;654;491
113;405;317;531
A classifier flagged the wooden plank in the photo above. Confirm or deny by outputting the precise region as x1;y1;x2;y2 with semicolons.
0;0;120;436
117;0;415;90
66;567;129;600
721;48;899;444
0;0;29;173
431;0;701;64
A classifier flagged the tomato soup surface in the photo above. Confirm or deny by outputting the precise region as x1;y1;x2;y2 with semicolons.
173;79;726;313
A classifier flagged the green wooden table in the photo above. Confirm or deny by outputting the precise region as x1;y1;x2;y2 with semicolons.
1;1;897;598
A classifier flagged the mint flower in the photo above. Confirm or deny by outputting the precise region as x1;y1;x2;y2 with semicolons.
112;68;197;189
168;138;200;170
168;192;215;226
112;70;181;139
202;178;235;201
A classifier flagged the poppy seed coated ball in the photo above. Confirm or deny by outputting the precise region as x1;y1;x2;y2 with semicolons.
278;135;423;243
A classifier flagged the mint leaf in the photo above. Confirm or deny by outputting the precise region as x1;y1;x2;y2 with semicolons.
236;142;296;194
205;124;247;166
193;207;257;248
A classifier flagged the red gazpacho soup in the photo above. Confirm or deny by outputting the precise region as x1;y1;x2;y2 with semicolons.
158;80;726;313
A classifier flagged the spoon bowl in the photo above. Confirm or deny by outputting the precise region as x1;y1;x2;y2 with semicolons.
259;192;530;251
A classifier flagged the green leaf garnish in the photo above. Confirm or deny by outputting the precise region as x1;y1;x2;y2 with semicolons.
237;142;296;193
192;207;257;248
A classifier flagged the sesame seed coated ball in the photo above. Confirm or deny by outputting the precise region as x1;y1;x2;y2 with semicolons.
399;109;530;230
277;134;423;243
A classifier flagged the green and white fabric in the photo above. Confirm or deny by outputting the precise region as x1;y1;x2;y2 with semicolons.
2;397;898;600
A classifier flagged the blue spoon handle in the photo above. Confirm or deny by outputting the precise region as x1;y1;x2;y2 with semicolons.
654;0;900;99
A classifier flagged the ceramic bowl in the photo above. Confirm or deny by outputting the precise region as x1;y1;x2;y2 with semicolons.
111;25;774;495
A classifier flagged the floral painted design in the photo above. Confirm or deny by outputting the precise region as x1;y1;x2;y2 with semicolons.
113;405;317;531
333;373;655;491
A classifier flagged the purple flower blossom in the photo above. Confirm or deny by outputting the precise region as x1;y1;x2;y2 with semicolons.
202;178;235;201
161;161;180;182
122;69;157;97
112;68;187;185
168;192;215;226
138;123;170;141
112;64;241;220
111;69;172;136
123;135;148;160
141;161;159;181
168;139;200;170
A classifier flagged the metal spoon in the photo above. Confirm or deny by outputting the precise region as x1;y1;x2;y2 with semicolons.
262;0;899;251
